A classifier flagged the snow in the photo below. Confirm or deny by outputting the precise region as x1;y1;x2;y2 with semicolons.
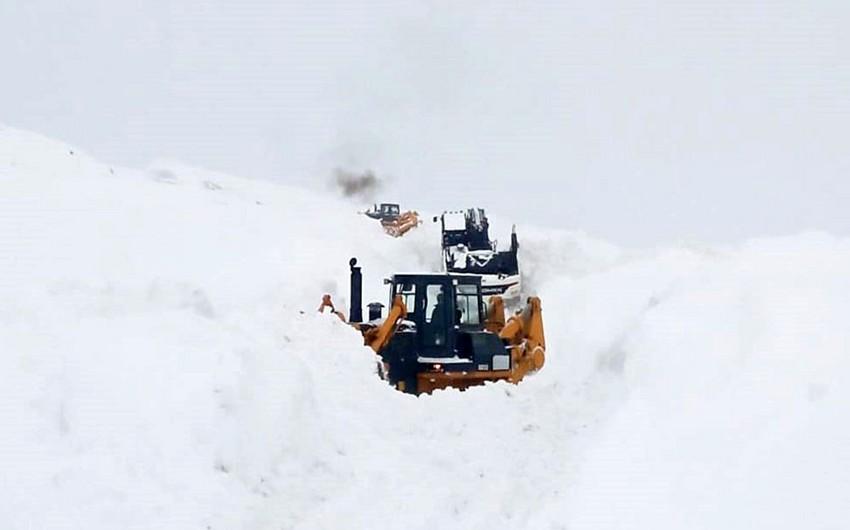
1;125;849;529
417;356;469;364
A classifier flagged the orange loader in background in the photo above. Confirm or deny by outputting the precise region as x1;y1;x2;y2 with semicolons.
362;203;421;237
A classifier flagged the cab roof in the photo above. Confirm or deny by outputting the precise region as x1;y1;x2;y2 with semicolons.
390;272;481;283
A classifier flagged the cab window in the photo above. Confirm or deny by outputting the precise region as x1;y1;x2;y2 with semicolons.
455;284;481;325
422;283;448;345
425;284;445;323
394;282;416;314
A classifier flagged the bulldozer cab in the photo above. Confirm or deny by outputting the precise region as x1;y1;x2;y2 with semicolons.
378;203;400;220
364;203;401;222
382;203;400;214
389;274;484;359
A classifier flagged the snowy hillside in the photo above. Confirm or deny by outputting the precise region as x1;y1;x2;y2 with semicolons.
1;125;848;529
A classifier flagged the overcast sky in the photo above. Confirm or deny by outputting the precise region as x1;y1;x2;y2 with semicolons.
2;1;848;245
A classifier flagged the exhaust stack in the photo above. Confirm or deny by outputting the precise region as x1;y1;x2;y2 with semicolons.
349;257;363;323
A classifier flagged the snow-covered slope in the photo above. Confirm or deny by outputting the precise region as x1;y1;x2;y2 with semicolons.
1;125;848;529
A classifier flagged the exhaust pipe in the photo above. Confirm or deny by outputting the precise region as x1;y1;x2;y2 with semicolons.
349;257;363;323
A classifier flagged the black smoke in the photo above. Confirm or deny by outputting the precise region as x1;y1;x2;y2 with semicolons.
332;168;382;199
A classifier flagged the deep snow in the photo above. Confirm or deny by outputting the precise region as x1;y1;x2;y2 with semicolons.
1;125;848;529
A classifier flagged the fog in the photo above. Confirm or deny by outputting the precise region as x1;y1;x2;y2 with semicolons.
2;0;848;245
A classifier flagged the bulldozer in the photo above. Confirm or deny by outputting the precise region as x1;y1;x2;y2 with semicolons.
321;258;545;395
362;203;421;237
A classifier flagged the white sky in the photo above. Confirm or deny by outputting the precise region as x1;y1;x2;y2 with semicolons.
2;0;848;245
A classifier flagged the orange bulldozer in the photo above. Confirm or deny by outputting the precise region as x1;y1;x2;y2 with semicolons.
362;203;421;237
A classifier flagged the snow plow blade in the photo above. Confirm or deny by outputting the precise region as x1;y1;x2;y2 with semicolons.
381;210;420;237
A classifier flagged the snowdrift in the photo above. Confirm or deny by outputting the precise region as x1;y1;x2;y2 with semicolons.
1;125;848;529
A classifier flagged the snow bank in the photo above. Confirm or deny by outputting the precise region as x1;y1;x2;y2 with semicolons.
557;235;850;529
1;125;848;529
